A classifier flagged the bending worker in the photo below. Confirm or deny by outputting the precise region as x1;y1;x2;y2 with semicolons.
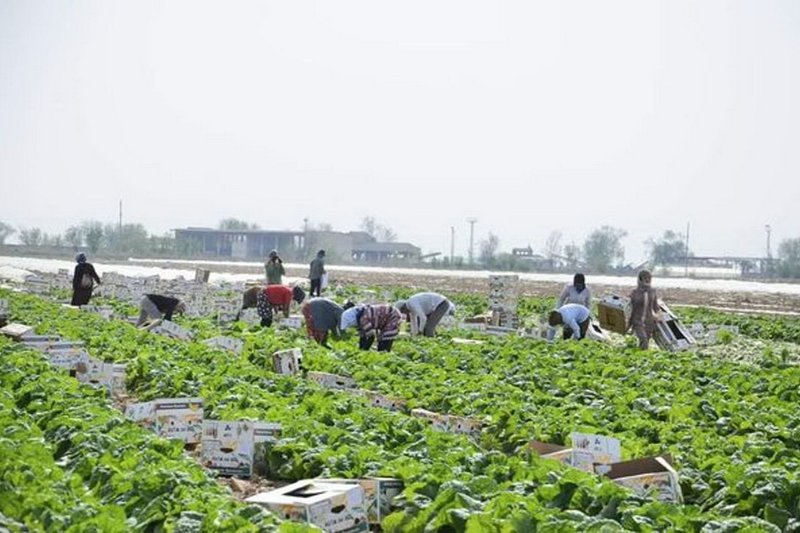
557;273;591;309
137;294;186;327
340;302;401;352
548;303;591;341
240;285;306;327
395;292;455;337
302;297;344;348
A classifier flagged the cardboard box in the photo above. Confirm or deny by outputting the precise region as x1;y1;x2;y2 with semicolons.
239;308;261;325
246;480;369;532
315;478;403;525
278;316;303;329
361;390;407;412
411;409;482;435
653;301;696;352
307;371;357;390
203;336;244;355
112;364;127;395
24;340;85;352
0;323;34;340
47;348;91;371
605;455;682;503
201;420;256;477
195;268;211;283
125;401;157;431
76;359;115;392
154;398;204;444
273;349;303;375
151;320;194;340
452;337;485;346
529;440;594;473
570;432;622;472
81;305;114;320
411;408;450;432
597;295;628;335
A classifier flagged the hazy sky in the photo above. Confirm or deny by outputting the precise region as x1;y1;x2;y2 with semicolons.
1;1;798;262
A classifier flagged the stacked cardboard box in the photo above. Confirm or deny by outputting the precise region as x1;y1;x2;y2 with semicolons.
488;275;519;328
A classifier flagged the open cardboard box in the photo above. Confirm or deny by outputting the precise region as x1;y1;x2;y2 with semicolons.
529;440;594;473
597;295;629;335
246;480;369;532
315;477;403;525
307;371;357;390
605;455;683;503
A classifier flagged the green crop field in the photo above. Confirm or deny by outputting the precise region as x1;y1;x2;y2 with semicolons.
1;286;798;532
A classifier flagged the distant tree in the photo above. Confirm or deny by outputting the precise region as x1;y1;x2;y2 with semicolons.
82;221;104;254
105;223;149;254
563;243;581;269
544;231;562;261
360;216;397;242
0;221;14;244
646;230;690;266
777;238;800;278
149;232;175;254
41;233;63;247
65;226;84;249
479;233;500;265
314;222;334;232
18;227;43;246
583;226;627;273
218;218;259;230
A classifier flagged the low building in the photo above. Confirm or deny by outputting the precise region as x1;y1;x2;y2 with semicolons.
174;227;421;263
351;242;421;263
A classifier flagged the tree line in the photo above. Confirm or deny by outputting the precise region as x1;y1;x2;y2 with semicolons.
2;218;800;278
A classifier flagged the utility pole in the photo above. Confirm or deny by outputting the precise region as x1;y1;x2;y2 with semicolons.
118;200;123;234
467;218;477;265
765;224;772;277
450;226;455;264
684;222;690;277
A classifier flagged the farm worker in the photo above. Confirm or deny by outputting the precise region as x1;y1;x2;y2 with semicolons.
240;285;306;326
264;250;285;285
136;294;186;327
627;270;661;349
308;250;326;298
302;297;345;348
557;273;592;309
340;302;402;352
548;303;591;341
70;252;101;306
395;292;455;337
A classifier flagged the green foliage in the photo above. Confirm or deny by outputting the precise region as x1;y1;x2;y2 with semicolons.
583;226;627;273
647;230;690;266
3;289;800;531
778;237;800;278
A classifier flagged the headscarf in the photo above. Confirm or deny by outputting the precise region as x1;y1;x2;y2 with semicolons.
573;273;586;293
637;270;652;290
317;250;326;258
76;253;87;264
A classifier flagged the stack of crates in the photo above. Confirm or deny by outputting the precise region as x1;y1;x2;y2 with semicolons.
488;275;519;328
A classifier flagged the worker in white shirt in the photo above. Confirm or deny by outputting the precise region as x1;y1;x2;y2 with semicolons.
556;273;592;309
548;303;591;341
395;292;455;337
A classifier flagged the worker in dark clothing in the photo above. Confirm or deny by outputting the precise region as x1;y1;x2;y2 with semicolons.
301;298;344;348
308;250;326;297
71;253;101;306
136;294;186;327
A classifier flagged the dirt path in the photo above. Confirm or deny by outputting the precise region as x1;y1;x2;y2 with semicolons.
146;260;800;315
